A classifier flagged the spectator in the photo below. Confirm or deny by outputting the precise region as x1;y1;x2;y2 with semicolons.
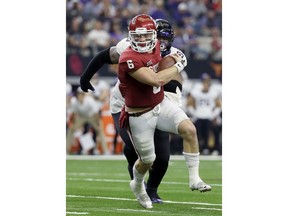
150;0;170;20
127;0;141;17
187;0;207;19
172;2;192;28
171;26;186;52
66;0;84;31
82;0;104;20
110;20;126;45
99;0;116;18
182;26;209;59
86;19;111;53
209;27;222;61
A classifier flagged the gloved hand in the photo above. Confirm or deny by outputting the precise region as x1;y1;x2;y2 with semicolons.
80;76;95;92
176;50;187;68
170;53;187;73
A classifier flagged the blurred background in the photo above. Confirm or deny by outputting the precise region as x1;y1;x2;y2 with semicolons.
66;0;222;156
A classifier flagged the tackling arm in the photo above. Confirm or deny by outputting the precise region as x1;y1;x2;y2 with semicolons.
80;47;120;92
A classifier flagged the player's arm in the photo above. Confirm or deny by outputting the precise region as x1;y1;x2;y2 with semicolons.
128;54;186;87
186;92;197;117
168;48;187;84
80;47;120;92
210;97;222;120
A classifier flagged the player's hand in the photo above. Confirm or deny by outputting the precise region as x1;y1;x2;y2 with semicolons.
176;51;187;68
80;76;95;92
171;53;187;73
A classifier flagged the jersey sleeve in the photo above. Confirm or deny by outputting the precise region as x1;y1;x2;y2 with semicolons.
118;58;143;74
169;47;187;63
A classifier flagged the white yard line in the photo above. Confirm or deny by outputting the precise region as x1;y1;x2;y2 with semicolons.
66;155;222;161
66;177;222;187
116;208;164;213
191;207;222;211
66;195;222;207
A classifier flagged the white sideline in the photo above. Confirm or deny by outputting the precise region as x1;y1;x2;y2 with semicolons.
66;154;222;161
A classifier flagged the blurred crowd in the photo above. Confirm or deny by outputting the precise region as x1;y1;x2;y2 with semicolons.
66;0;222;156
67;0;222;61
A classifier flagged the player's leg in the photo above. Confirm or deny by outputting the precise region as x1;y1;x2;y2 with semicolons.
66;116;85;154
146;129;170;204
211;119;222;155
114;111;169;204
127;113;157;209
195;119;210;155
112;112;138;179
90;112;109;155
157;97;211;192
178;119;211;192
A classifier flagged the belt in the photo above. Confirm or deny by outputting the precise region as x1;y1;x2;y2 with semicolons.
128;107;154;117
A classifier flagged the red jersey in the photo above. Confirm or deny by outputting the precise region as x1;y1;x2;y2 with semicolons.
118;41;163;108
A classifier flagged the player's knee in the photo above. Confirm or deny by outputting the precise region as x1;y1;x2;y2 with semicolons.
188;123;197;136
179;120;197;138
142;152;156;164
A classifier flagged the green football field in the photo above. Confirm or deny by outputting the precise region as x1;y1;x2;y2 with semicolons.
66;156;222;216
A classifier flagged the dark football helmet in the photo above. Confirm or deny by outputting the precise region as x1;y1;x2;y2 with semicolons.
156;19;175;57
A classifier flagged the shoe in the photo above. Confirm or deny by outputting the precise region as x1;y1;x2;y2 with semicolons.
147;191;163;204
190;181;212;192
130;180;153;209
202;149;210;155
211;150;219;156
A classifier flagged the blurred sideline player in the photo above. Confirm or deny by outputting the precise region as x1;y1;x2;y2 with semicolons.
66;87;107;154
186;73;222;155
117;14;210;209
80;18;186;204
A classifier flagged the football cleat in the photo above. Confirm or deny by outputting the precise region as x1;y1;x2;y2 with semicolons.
190;181;212;192
149;196;163;204
130;180;153;209
148;192;163;204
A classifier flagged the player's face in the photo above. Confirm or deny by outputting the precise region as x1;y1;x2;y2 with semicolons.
202;80;211;91
157;37;169;43
133;33;153;42
158;37;169;52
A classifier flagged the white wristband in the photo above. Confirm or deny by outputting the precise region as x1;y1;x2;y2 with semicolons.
174;62;184;73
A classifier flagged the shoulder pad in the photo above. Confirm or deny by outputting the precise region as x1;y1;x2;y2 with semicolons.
116;38;130;55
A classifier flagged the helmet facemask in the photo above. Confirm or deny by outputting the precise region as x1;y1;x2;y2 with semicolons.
129;28;157;53
128;14;157;53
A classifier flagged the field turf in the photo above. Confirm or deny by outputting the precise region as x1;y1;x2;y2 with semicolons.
66;156;222;216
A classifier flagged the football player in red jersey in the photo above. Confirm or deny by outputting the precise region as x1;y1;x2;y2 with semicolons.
117;14;211;209
81;18;186;205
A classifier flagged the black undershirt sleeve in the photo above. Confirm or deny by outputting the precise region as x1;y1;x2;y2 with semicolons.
163;80;183;93
80;47;113;81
